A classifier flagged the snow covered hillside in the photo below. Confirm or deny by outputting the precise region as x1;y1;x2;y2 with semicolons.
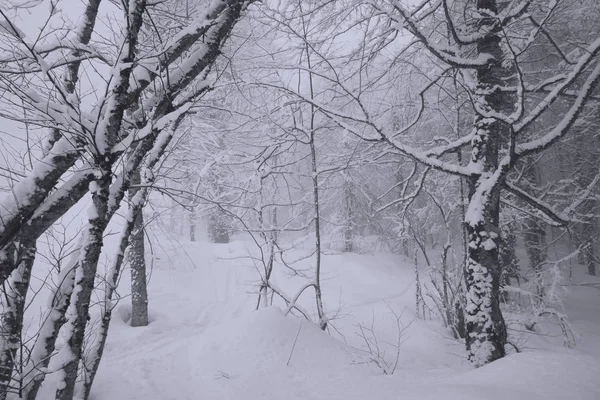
60;233;600;400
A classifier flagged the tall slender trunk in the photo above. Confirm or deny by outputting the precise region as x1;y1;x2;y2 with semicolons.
343;177;354;253
55;164;113;400
0;240;35;400
257;171;277;309
499;222;519;303
189;209;196;242
129;169;148;327
258;243;275;309
130;211;148;327
23;129;157;400
299;4;326;331
522;162;546;294
309;131;326;331
452;73;467;340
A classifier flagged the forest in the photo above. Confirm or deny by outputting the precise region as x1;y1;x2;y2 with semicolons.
0;0;599;399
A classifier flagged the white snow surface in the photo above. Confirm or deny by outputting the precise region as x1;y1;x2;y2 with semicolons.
29;230;600;400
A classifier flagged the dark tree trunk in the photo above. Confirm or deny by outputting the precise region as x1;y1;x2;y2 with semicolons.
464;182;507;366
462;0;514;366
0;240;35;400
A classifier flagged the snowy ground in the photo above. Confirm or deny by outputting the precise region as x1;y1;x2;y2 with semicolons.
34;228;600;400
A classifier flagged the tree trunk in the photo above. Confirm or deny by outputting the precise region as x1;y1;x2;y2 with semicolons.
258;241;275;309
129;170;148;327
81;186;150;399
523;218;546;298
0;0;103;287
499;221;520;301
55;165;113;400
310;133;326;331
130;211;149;327
582;218;598;276
208;212;230;243
343;178;354;253
578;145;598;275
189;210;196;242
80;117;183;400
464;180;507;366
463;0;513;366
0;240;35;400
21;260;77;400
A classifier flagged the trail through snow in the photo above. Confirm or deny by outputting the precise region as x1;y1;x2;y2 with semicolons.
31;233;600;400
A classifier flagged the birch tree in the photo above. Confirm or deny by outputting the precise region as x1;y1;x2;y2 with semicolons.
0;0;253;398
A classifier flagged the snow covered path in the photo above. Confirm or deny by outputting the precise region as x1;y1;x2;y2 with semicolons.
76;238;600;400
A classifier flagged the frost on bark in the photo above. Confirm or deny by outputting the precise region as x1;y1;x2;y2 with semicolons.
55;1;147;397
463;0;513;366
464;187;507;366
0;240;35;400
0;0;253;397
0;0;102;286
81;194;146;400
21;259;76;400
56;169;113;400
81;118;184;400
129;169;148;327
283;0;600;368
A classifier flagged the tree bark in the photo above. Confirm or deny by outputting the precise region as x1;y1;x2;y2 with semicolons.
0;0;102;286
189;210;196;242
463;0;514;366
499;221;520;287
129;180;149;328
0;240;35;400
343;177;354;253
21;259;77;400
81;188;149;399
55;3;147;397
55;167;113;400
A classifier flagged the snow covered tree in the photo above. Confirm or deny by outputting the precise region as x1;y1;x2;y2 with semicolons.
280;0;600;366
0;0;253;397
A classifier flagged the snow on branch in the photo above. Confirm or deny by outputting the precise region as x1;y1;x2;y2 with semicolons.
516;60;600;157
504;181;570;226
515;38;600;135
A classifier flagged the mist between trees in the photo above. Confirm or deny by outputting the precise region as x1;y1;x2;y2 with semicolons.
0;0;599;398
